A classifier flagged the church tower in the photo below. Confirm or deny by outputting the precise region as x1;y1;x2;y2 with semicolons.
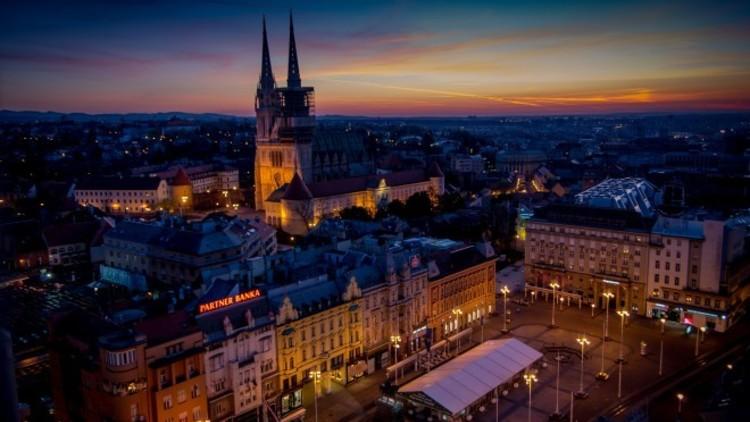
254;13;315;210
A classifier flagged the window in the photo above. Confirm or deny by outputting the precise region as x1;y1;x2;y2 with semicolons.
177;389;186;403
166;343;183;356
192;407;201;422
179;413;188;422
260;336;272;352
654;274;659;283
163;395;173;410
191;384;200;399
676;263;681;272
107;349;136;367
208;354;224;371
655;260;660;269
664;275;669;284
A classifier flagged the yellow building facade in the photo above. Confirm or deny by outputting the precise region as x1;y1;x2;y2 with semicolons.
269;278;364;419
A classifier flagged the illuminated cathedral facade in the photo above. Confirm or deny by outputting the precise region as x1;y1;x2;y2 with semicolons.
253;15;444;235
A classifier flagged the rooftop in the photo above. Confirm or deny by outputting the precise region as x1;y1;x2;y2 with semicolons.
105;214;262;256
532;203;655;232
575;177;658;217
76;176;164;191
399;338;542;415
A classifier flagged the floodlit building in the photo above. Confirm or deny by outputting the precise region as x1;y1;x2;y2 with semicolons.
252;16;443;235
525;204;654;315
268;275;364;421
75;177;169;214
145;163;240;194
525;203;750;331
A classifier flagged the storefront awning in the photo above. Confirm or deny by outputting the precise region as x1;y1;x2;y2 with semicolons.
398;338;542;416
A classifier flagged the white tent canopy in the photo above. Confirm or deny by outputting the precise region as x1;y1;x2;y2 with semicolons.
398;338;542;415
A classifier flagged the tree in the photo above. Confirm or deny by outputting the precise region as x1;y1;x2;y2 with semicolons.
339;206;372;221
438;192;465;213
405;192;433;219
386;199;407;219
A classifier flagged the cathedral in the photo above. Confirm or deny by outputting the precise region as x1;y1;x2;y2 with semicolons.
254;15;445;235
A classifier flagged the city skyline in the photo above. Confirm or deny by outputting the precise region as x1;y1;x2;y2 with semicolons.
2;0;750;117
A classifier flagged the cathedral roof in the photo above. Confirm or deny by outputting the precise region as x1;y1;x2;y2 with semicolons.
427;161;445;178
282;173;313;200
171;168;192;186
306;168;430;199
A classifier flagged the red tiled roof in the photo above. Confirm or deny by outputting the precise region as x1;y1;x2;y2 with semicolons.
308;169;429;198
171;168;191;186
427;161;445;178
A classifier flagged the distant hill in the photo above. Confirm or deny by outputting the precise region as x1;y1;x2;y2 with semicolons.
0;110;253;123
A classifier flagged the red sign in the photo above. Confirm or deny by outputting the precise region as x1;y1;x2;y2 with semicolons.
199;289;261;314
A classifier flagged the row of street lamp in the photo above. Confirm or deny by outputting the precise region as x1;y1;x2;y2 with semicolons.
327;281;711;422
535;281;711;419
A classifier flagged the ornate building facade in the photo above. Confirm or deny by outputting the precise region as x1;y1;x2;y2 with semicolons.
524;204;653;315
252;16;444;235
268;276;364;421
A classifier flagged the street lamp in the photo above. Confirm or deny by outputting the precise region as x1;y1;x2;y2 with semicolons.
676;393;685;414
694;326;706;357
500;285;510;333
659;318;666;376
552;350;563;419
602;291;615;339
312;370;321;422
390;335;401;384
531;291;536;304
575;335;591;398
524;373;538;422
452;308;463;352
595;313;609;381
616;310;629;363
590;303;596;318
550;282;560;327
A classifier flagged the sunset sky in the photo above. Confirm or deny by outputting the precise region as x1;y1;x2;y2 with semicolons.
2;0;749;116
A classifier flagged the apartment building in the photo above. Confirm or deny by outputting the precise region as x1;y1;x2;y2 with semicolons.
49;310;208;422
525;204;750;332
197;280;278;422
101;214;276;288
646;215;747;332
268;276;364;421
525;204;654;315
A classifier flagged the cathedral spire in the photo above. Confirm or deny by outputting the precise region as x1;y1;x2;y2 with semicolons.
287;11;301;88
259;16;275;90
